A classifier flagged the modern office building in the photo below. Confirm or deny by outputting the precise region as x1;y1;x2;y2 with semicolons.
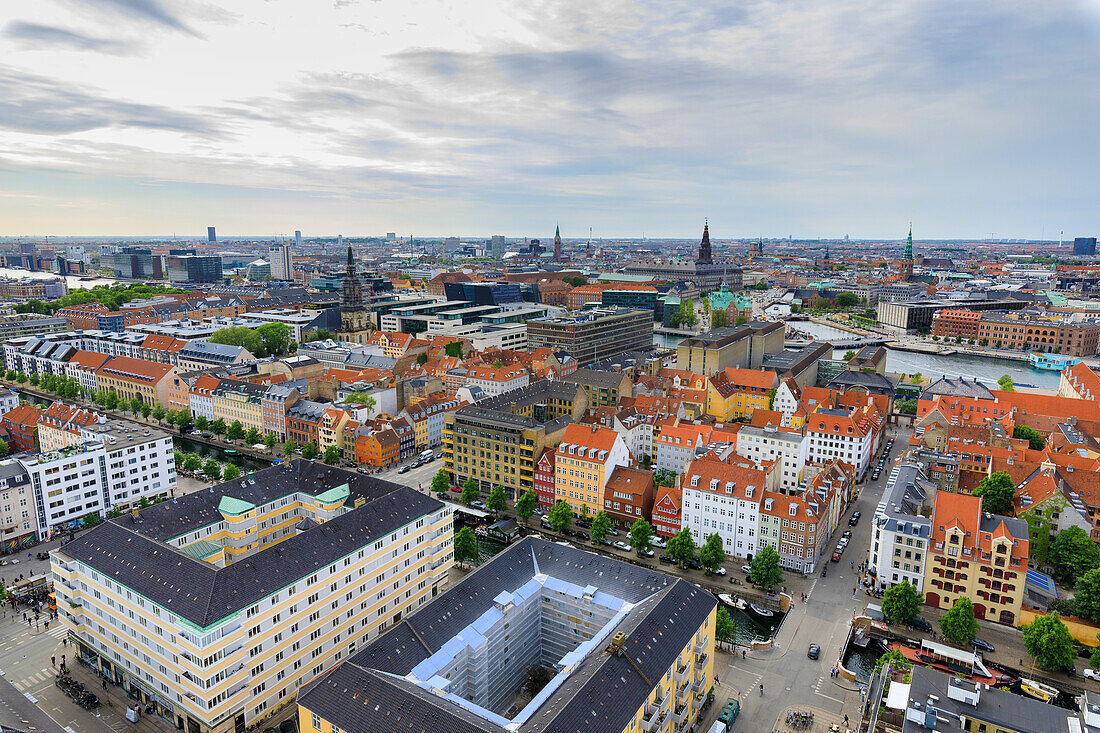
875;298;1028;332
166;255;224;284
527;307;653;366
207;227;217;243
53;461;453;733
269;243;293;281
111;247;165;280
294;230;302;248
297;537;716;733
676;321;785;376
1074;236;1097;256
489;234;505;258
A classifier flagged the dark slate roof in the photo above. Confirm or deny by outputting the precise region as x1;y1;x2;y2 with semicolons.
826;369;896;395
920;377;994;401
57;461;442;628
299;537;715;733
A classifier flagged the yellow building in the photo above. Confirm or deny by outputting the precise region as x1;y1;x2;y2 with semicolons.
706;367;777;421
52;461;453;733
554;422;631;516
317;408;350;453
210;380;266;431
297;537;717;733
94;355;176;406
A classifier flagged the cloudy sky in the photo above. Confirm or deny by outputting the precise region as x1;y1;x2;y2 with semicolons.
1;0;1098;239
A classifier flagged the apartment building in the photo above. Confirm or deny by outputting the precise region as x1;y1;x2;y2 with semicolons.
1059;361;1100;402
613;408;655;464
316;408;350;454
558;368;633;408
735;423;808;491
463;364;529;397
869;463;933;592
0;459;36;550
930;309;982;340
805;403;882;479
177;341;256;372
654;423;711;474
0;389;17;417
757;490;827;574
652;484;683;538
53;461;453;733
211;380;266;432
37;402;101;452
65;350;111;393
602;466;655;526
526;307;653;366
680;455;779;557
978;311;1100;356
554;423;630;516
923;491;1029;625
533;448;556;512
0;404;43;453
297;537;716;733
286;400;327;446
261;384;301;440
96;356;177;407
706;367;778;421
398;393;459;449
443;380;586;499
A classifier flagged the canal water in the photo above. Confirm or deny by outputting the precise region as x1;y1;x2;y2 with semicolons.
173;435;270;473
843;638;890;682
0;267;117;292
716;599;785;646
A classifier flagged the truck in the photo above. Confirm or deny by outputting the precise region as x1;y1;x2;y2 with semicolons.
714;697;740;730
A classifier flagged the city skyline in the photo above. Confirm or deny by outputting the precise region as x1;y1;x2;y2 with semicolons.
1;1;1098;238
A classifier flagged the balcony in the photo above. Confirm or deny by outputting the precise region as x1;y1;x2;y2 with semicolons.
675;703;691;728
674;661;689;687
694;656;708;677
641;704;667;732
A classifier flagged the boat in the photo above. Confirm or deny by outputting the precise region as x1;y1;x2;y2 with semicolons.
749;603;774;617
1029;352;1080;371
718;593;737;607
224;449;237;455
1019;678;1058;703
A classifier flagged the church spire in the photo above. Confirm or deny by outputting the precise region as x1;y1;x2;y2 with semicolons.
697;219;712;264
346;244;354;268
904;224;913;261
553;224;562;261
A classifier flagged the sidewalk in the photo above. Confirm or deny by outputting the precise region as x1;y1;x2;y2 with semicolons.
67;658;179;733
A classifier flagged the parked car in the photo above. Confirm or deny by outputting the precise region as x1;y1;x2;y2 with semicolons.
614;541;631;551
713;566;726;576
971;638;995;653
742;564;752;575
1084;669;1100;681
659;554;674;565
807;643;820;660
841;530;852;539
541;518;554;530
849;511;862;526
599;538;613;547
831;552;842;563
639;548;655;557
471;500;487;510
686;557;704;571
652;537;667;548
907;617;933;633
838;537;849;548
398;465;411;474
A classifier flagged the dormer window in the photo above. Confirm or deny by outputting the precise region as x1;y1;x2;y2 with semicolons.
690;475;700;487
709;479;719;491
725;481;734;494
788;504;798;516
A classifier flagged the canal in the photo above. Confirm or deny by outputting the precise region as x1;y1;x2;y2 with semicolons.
173;435;271;473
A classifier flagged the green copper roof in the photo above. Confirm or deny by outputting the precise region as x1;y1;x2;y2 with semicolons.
178;540;223;560
218;495;256;516
314;483;350;505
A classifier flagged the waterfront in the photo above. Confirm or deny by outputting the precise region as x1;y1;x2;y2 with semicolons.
0;267;116;291
173;435;271;473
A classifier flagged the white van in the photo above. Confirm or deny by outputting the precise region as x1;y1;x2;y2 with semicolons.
419;450;435;463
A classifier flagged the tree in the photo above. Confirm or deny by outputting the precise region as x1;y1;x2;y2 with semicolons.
209;418;227;435
486;485;509;513
174;411;192;433
222;464;242;481
194;416;209;430
444;341;465;359
715;607;736;649
666;529;697;567
302;328;335;343
283;439;298;455
183;454;202;472
416;353;428;365
1022;613;1076;672
843;350;856;361
323;445;341;465
129;396;143;414
881;580;922;623
208;327;264;358
226;421;245;440
301;442;319;460
590;511;612;543
836;292;859;308
4;370;13;381
173;450;183;467
548;500;573;533
244;427;261;444
1013;425;1045;450
140;403;152;419
654;469;677;488
461;477;480;505
874;648;912;676
710;310;729;328
1050;526;1100;585
1073;568;1100;625
972;471;1015;515
1091;634;1100;670
202;459;222;481
255;323;293;356
14;372;26;385
510;489;535;524
264;432;278;450
628;518;655;554
0;439;9;457
82;511;101;528
27;373;39;387
998;374;1014;392
700;533;726;574
749;544;783;589
454;527;478;567
939;597;979;645
431;469;451;498
897;398;918;415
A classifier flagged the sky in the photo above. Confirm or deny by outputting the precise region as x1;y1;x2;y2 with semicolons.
1;0;1099;239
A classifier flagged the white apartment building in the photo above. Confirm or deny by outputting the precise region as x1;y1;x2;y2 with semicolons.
0;460;37;547
869;463;933;591
654;424;708;475
613;409;654;464
0;388;18;416
269;243;292;281
772;380;801;427
680;457;778;558
52;461;452;733
735;423;809;491
463;365;529;397
806;406;880;479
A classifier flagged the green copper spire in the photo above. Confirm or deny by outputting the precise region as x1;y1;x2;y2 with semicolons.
554;224;561;245
904;224;913;261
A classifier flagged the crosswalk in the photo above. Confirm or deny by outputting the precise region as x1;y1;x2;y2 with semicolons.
10;668;52;691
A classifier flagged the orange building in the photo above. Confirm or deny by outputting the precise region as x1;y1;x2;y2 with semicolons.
355;429;399;468
930;309;982;339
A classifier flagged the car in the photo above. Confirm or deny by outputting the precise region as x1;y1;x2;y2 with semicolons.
713;566;726;576
842;530;852;539
971;638;995;653
849;511;862;526
834;545;845;555
541;518;554;530
614;541;631;551
831;552;842;562
639;548;655;557
652;537;666;548
807;643;820;660
907;617;933;633
471;501;487;510
838;537;849;547
600;538;613;547
398;465;411;474
574;531;590;541
659;554;674;565
279;719;298;733
1085;669;1100;681
742;564;752;575
686;557;704;571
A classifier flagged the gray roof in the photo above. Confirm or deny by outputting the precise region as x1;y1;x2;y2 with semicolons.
826;369;896;395
920;377;994;401
57;460;442;628
876;463;933;538
287;399;328;419
179;340;251;362
559;367;628;389
903;665;1083;732
298;537;715;733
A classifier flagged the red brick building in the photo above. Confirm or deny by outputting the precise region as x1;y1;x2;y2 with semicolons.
0;404;44;453
652;484;682;538
930;309;982;340
602;466;655;528
534;448;557;512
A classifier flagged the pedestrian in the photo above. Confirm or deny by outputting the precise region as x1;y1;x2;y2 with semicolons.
742;650;746;660
44;619;48;630
102;678;107;691
61;654;65;667
51;655;55;667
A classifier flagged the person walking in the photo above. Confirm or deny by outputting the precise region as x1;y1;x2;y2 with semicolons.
759;683;764;696
51;655;55;667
